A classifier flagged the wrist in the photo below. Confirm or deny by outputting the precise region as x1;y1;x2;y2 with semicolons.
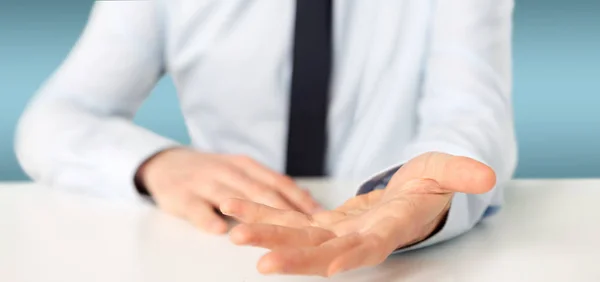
400;201;450;249
134;147;186;196
425;205;450;239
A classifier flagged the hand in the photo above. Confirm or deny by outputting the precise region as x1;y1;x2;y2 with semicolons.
137;147;323;234
220;152;496;277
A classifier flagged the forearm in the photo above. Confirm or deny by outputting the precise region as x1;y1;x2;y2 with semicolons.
16;98;178;199
363;0;517;252
15;1;173;199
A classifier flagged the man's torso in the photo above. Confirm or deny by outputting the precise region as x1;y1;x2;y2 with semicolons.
159;0;436;179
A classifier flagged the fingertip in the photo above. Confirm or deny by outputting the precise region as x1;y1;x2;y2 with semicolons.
219;198;241;216
229;224;253;245
257;253;281;274
450;156;497;194
476;163;497;193
460;157;496;193
326;261;345;277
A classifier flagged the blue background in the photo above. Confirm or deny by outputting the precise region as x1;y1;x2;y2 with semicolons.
1;0;599;180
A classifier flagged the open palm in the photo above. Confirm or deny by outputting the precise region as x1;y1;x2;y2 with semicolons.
220;152;496;277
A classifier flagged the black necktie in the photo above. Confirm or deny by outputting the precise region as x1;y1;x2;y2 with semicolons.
285;0;333;177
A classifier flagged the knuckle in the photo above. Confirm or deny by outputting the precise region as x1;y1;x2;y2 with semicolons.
217;191;241;204
213;164;237;177
245;182;267;194
166;170;195;188
260;189;281;200
195;166;221;181
273;176;295;187
230;154;254;164
198;183;219;198
242;183;268;197
215;168;245;184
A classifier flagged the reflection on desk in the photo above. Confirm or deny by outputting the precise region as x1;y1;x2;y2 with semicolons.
0;179;599;282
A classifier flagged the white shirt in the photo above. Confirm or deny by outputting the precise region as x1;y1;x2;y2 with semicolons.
15;0;517;251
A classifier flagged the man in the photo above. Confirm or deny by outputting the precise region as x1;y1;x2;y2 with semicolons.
16;0;517;277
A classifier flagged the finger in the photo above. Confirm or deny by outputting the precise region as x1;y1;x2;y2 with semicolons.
257;233;363;277
397;178;454;204
228;156;323;214
310;210;348;226
216;165;297;211
183;197;229;234
371;202;433;247
328;234;390;276
273;185;323;215
230;223;335;249
190;182;245;207
329;215;411;276
395;152;496;194
335;189;385;214
220;198;311;227
153;190;188;219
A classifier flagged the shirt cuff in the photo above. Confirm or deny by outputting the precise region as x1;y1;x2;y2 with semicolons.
356;165;402;195
92;125;180;201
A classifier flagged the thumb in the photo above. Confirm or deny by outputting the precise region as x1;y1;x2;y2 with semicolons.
391;152;496;194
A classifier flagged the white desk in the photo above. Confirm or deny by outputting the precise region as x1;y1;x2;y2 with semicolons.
1;180;599;282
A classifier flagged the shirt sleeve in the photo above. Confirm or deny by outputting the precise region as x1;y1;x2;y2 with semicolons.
15;1;179;200
357;0;518;252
